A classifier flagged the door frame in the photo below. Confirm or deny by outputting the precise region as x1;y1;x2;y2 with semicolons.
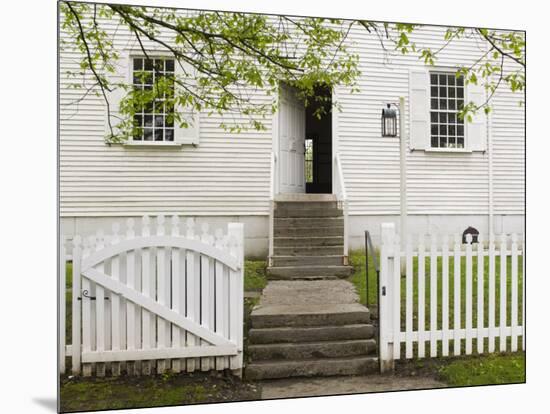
272;83;338;196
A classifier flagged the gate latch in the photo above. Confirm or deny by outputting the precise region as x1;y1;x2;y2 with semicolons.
382;286;386;296
77;290;110;301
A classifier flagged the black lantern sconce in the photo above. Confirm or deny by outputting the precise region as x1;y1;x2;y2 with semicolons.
381;103;398;137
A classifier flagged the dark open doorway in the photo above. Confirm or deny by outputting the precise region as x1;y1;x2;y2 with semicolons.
305;85;332;194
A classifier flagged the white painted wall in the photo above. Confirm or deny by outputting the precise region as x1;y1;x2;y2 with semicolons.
60;12;525;253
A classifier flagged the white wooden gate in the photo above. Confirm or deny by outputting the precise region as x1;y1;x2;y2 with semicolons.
60;216;244;376
278;83;306;194
378;223;525;372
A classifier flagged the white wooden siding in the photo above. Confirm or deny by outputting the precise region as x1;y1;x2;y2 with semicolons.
60;13;272;217
491;78;525;214
336;25;523;216
60;16;524;218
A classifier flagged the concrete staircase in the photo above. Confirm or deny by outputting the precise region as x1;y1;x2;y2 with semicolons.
245;281;378;380
267;194;353;280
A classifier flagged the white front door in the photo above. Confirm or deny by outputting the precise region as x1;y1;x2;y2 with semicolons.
278;84;306;194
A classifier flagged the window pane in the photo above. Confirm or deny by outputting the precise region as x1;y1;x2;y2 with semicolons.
457;137;464;148
155;115;164;128
457;87;464;98
165;128;174;141
449;87;455;98
448;76;455;86
440;99;447;110
144;59;153;71
154;129;163;141
431;112;438;123
431;99;438;110
439;74;447;85
431;125;438;135
448;136;456;147
449;125;456;135
165;101;174;114
457;76;464;87
166;59;174;72
144;128;153;141
440;138;448;148
457;125;464;137
133;58;143;70
448;99;456;110
154;59;164;72
440;87;447;98
439;113;447;123
431;86;438;97
144;115;153;127
165;116;174;127
134;115;143;126
431;136;439;147
449;113;456;123
439;125;447;136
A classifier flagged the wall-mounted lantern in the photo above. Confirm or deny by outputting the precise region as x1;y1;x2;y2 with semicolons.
381;103;398;137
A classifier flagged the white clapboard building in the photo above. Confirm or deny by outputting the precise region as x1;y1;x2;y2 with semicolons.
59;11;525;263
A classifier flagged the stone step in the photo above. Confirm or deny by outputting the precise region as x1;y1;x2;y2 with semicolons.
274;201;339;210
274;236;344;247
249;324;374;344
274;194;337;202
271;255;344;267
274;245;344;256
274;226;343;237
274;207;342;218
275;217;344;228
245;356;379;380
248;339;376;361
267;265;353;279
272;275;340;281
250;303;370;328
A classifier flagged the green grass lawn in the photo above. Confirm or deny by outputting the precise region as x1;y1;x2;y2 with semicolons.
438;353;525;386
60;371;260;412
244;260;267;291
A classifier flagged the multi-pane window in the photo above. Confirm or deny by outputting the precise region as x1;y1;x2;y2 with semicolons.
430;72;465;148
132;57;175;142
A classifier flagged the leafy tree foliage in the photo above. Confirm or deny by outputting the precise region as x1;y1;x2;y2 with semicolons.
60;2;524;142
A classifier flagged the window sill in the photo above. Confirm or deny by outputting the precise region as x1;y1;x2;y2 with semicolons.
122;141;184;148
423;148;472;154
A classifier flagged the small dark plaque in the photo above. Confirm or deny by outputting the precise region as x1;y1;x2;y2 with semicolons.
462;226;479;244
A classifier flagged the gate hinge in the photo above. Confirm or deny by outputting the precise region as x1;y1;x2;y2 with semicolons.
382;286;387;296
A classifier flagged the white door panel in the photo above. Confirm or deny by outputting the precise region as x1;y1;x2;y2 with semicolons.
279;85;305;194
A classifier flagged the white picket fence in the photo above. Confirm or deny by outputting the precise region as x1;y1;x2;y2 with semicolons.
59;216;244;377
378;223;525;371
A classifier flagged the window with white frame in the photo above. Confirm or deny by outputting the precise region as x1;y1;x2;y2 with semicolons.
132;57;175;142
429;72;465;148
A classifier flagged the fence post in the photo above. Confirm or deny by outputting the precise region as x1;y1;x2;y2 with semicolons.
59;236;66;375
71;236;82;375
228;222;244;377
379;222;396;372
